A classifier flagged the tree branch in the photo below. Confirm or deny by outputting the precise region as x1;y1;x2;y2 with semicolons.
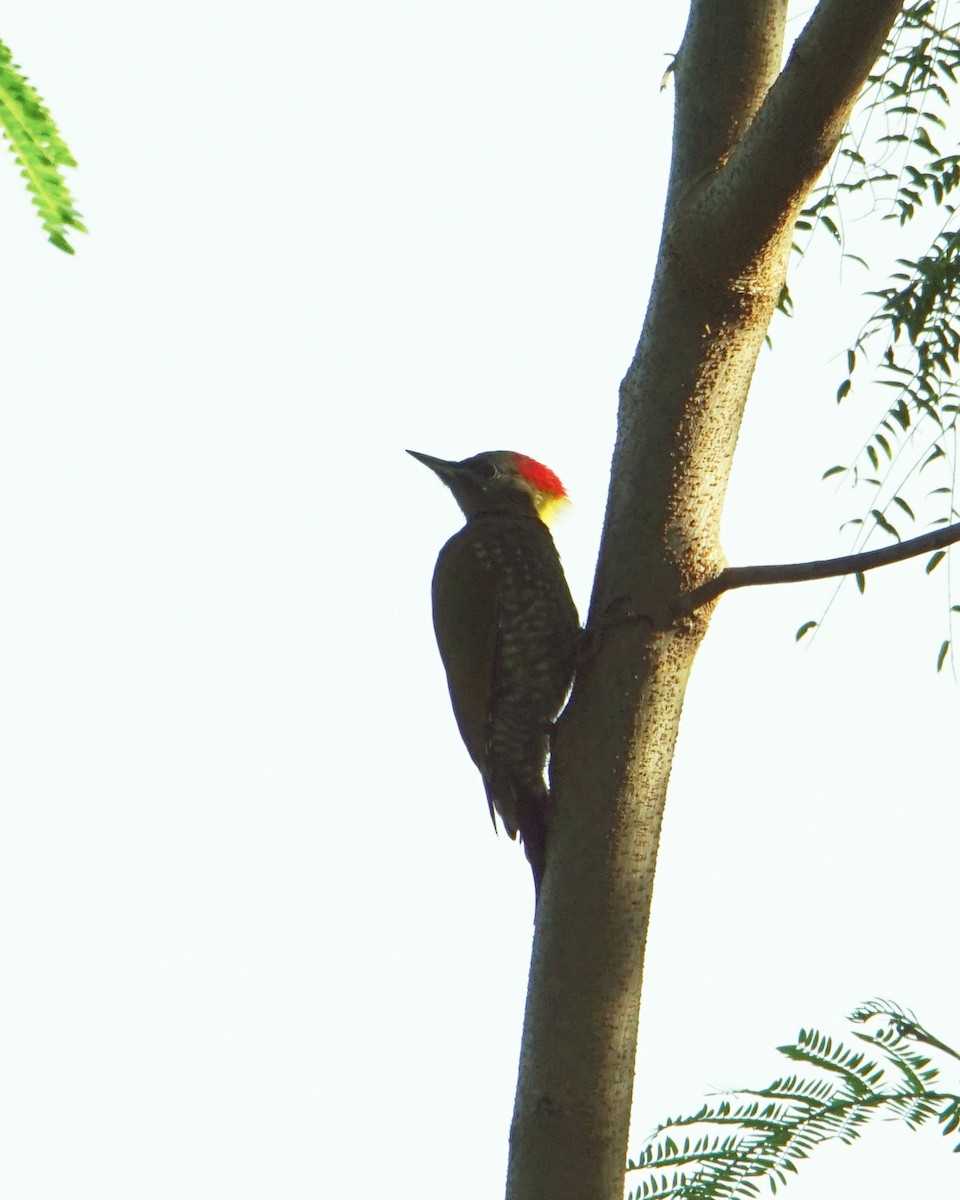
679;0;905;267
668;0;789;206
679;520;960;614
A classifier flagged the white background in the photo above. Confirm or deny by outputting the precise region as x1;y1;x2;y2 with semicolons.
0;3;957;1197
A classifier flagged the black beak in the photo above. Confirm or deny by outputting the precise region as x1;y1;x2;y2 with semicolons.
406;449;461;481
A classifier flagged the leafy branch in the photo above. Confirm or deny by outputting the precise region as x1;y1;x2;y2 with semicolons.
768;3;960;659
786;5;960;522
678;516;960;615
0;39;84;252
627;1000;960;1200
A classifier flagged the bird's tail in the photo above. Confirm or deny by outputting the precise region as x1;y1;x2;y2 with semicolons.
485;776;550;902
516;788;549;902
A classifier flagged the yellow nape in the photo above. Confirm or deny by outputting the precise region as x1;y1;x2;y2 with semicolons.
535;492;571;527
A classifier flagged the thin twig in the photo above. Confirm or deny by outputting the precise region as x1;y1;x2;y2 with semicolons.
680;520;960;614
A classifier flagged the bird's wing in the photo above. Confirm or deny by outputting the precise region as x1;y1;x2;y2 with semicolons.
431;528;501;825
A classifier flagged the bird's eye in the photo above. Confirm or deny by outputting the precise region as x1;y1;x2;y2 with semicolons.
478;463;499;479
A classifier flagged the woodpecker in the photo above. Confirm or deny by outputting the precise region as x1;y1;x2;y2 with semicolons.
408;448;579;897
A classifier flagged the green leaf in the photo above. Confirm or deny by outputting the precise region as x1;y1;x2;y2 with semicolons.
822;465;846;480
915;127;941;156
937;640;949;671
891;400;910;430
820;214;841;244
795;621;817;642
893;496;915;519
837;379;852;402
871;510;900;541
856;572;866;593
926;551;946;573
0;39;84;252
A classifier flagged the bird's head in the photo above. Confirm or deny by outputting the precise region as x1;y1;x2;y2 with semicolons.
407;449;569;525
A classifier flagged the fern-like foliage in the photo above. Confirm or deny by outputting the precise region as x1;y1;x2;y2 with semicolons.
0;39;84;253
626;1000;960;1200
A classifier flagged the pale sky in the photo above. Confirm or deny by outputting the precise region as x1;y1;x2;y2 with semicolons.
0;4;957;1198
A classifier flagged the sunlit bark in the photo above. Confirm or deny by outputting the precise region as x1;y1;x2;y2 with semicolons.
506;3;907;1198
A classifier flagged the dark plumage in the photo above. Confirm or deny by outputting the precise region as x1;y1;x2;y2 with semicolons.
408;449;579;895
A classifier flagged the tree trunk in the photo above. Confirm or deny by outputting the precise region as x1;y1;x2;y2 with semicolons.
506;2;905;1198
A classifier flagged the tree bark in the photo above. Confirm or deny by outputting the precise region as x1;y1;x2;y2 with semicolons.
506;3;906;1198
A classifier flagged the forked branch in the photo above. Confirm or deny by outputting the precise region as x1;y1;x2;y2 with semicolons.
680;520;960;614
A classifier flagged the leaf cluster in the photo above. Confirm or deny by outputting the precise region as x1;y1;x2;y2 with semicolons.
813;5;960;512
783;4;960;663
626;1000;960;1200
820;5;960;492
0;38;84;253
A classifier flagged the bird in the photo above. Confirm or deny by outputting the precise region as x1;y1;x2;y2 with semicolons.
407;448;579;897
